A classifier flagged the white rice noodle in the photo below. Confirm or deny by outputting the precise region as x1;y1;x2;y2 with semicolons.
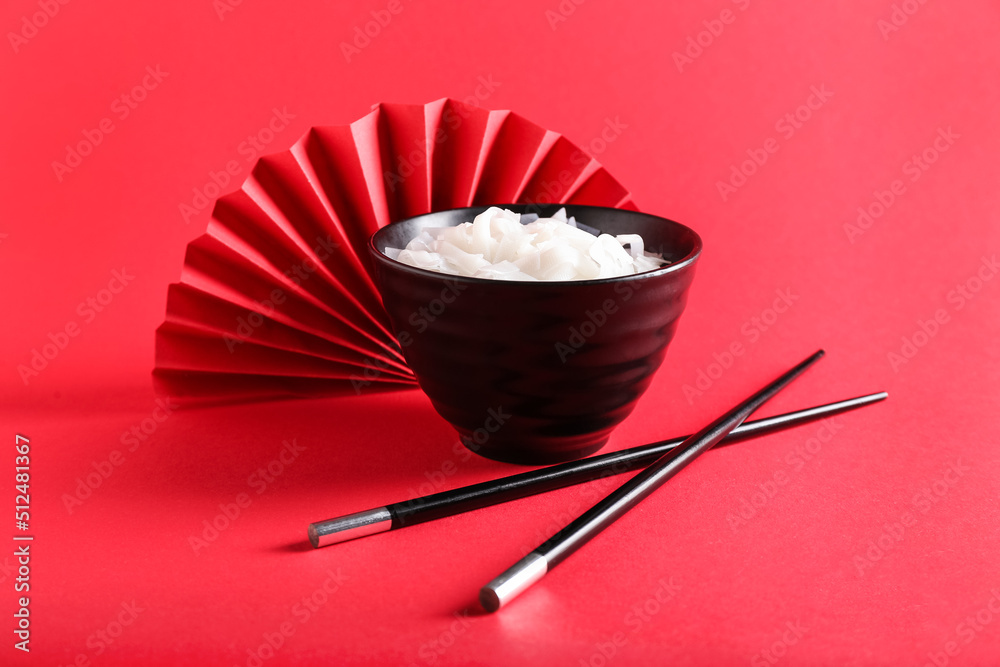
387;206;669;281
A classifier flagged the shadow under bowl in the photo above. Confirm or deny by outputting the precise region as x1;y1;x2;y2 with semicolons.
368;204;702;465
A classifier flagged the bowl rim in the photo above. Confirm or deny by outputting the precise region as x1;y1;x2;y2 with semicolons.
368;204;703;286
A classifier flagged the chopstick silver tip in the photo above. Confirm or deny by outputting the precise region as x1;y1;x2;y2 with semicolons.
308;507;392;548
480;553;548;612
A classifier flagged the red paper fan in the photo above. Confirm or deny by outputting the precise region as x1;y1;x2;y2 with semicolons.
154;98;637;403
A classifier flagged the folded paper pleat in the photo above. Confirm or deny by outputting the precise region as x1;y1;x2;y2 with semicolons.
155;98;635;403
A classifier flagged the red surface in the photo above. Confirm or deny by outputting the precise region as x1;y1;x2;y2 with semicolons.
3;1;999;665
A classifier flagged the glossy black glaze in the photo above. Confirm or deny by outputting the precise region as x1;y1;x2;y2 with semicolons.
368;204;702;464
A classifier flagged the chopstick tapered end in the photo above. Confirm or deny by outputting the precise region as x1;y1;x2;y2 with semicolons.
480;553;548;612
479;588;501;613
307;507;393;548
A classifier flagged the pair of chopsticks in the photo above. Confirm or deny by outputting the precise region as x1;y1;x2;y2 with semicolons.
308;350;886;611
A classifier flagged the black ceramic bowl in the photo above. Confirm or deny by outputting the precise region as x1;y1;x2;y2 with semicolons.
368;204;702;464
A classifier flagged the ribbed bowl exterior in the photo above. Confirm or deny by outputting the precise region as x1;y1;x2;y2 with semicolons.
370;205;701;464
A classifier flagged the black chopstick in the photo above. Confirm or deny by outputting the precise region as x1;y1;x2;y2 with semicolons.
308;389;885;549
479;350;825;611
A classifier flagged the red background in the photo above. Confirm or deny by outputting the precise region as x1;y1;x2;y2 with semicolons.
3;0;1000;665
